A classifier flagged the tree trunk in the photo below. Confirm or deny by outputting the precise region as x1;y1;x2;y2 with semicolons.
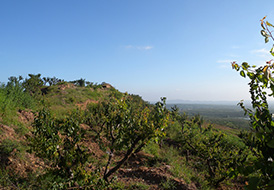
103;136;141;180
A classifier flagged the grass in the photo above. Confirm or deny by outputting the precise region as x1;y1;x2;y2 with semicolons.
128;181;150;189
160;178;177;190
0;113;20;126
49;104;76;119
143;140;216;190
41;85;116;119
142;131;211;188
142;140;160;158
143;140;201;186
0;139;20;156
14;123;29;136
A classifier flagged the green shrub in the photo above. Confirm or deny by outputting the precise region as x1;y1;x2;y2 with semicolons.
28;109;104;189
170;109;249;187
0;76;36;126
83;96;169;181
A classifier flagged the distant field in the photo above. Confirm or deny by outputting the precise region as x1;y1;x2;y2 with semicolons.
166;103;250;130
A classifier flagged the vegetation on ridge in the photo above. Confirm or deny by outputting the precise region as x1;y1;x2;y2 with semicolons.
0;72;248;189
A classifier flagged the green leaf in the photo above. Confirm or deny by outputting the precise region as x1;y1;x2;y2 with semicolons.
266;21;274;27
247;72;255;78
258;75;263;82
242;62;249;70
267;139;274;148
270;45;274;57
265;37;269;43
240;70;246;78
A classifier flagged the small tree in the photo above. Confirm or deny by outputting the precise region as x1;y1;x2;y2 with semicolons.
84;95;169;181
42;77;50;86
2;76;34;111
23;74;44;95
28;109;99;189
169;110;247;187
77;78;86;87
232;16;274;189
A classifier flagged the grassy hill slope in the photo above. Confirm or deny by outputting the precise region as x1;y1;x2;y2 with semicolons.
0;75;248;190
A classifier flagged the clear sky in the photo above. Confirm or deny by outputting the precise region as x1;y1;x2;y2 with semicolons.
1;0;274;102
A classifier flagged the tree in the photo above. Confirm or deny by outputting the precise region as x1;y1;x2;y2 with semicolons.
169;109;247;187
83;95;169;181
77;78;86;87
2;75;34;110
23;74;44;95
42;77;50;86
28;109;101;189
70;78;86;87
232;16;274;189
48;76;63;86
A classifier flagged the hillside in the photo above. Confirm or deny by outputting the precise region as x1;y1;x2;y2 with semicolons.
0;75;248;189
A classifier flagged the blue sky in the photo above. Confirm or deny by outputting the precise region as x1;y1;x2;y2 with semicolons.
1;0;274;102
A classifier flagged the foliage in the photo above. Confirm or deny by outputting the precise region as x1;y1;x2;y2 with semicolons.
232;16;274;189
86;82;102;90
42;76;64;86
69;78;86;87
83;95;169;181
23;74;44;95
28;109;102;189
2;76;35;110
0;76;36;125
170;107;248;187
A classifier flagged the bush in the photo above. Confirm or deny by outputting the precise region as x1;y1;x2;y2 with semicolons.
83;95;169;181
28;109;103;189
0;76;36;124
170;108;248;187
